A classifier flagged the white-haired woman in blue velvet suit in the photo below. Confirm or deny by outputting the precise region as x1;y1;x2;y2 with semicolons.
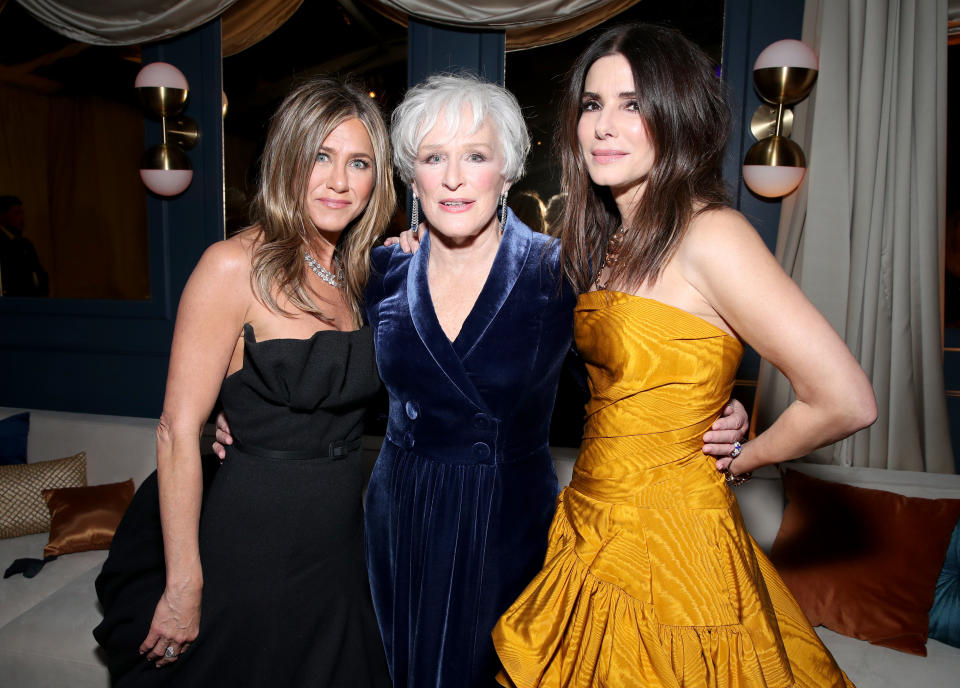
364;74;577;688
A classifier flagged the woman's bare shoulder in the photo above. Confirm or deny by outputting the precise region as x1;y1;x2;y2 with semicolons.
688;206;755;238
195;229;261;281
679;207;767;269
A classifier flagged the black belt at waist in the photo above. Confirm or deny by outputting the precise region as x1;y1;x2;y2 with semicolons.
232;437;362;461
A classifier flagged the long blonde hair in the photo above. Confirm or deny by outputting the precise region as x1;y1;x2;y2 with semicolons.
248;76;395;324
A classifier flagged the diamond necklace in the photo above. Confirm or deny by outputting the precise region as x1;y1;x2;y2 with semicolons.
304;252;344;289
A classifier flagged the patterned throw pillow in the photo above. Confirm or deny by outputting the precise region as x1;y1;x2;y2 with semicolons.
0;452;87;538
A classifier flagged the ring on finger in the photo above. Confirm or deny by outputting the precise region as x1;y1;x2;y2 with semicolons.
729;441;742;459
164;645;176;659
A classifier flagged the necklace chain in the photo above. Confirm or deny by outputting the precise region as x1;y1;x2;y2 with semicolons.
304;252;344;289
595;226;627;290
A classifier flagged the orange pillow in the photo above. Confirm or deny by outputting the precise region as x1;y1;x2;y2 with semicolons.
771;469;960;655
42;480;135;558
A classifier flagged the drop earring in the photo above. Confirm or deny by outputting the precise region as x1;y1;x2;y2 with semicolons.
410;193;419;234
498;190;508;233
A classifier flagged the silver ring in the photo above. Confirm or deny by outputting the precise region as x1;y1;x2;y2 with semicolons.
729;441;742;459
164;645;176;659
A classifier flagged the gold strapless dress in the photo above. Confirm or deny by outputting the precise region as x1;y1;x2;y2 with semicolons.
493;291;852;688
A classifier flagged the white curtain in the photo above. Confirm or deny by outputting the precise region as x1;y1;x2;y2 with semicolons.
754;0;953;472
14;0;239;45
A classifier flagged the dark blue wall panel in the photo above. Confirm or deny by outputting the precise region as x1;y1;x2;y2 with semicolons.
0;20;224;418
408;19;505;87
722;0;804;389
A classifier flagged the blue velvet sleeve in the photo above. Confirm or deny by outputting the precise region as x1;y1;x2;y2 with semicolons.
365;245;398;328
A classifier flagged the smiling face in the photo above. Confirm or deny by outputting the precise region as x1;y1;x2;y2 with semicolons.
305;117;376;236
411;106;510;243
577;53;655;209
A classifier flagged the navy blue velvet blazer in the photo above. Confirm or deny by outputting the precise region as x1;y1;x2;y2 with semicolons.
363;210;576;687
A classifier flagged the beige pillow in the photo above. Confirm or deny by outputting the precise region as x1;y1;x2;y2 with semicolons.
0;452;87;538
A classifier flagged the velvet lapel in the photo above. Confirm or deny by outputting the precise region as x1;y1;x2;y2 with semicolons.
452;209;530;358
407;229;486;410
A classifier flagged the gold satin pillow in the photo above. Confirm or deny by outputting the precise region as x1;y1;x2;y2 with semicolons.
42;479;135;557
0;452;87;538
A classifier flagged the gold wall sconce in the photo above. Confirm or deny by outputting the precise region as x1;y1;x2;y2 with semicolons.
135;62;199;197
742;40;818;198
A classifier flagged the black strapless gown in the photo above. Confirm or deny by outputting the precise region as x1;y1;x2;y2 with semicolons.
94;323;390;687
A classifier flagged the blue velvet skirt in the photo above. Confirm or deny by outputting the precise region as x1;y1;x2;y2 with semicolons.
364;439;559;688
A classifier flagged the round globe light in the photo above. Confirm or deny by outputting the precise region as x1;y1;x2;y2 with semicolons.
140;143;193;197
742;165;805;198
140;169;194;197
135;62;188;90
754;39;818;71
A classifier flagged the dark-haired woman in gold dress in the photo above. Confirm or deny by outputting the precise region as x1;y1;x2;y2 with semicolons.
493;24;877;688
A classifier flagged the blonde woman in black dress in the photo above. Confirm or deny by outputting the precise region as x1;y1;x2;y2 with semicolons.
95;77;394;687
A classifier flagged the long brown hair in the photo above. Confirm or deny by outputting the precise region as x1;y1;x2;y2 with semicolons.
558;24;731;293
248;76;395;324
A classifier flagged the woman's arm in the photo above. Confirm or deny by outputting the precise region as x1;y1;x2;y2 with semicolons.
141;239;250;666
684;209;877;476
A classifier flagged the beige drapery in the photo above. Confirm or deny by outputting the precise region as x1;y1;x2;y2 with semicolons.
221;0;302;56
14;0;239;45
753;0;953;472
10;0;302;57
360;0;643;50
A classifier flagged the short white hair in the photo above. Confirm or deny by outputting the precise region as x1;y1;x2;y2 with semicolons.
391;73;530;184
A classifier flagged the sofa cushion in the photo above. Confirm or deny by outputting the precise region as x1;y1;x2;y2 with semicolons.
13;408;159;488
771;469;960;655
0;566;110;687
729;464;784;553
0;532;106;628
930;518;960;648
43;479;135;558
816;627;960;688
0;452;87;538
0;412;29;465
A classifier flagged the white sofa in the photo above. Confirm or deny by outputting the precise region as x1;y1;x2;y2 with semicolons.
0;407;158;687
733;460;960;687
1;408;958;687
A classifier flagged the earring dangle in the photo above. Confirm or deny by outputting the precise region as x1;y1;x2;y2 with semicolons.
410;194;419;234
498;191;508;233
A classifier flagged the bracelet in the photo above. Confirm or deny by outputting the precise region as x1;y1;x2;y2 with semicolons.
723;441;752;486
